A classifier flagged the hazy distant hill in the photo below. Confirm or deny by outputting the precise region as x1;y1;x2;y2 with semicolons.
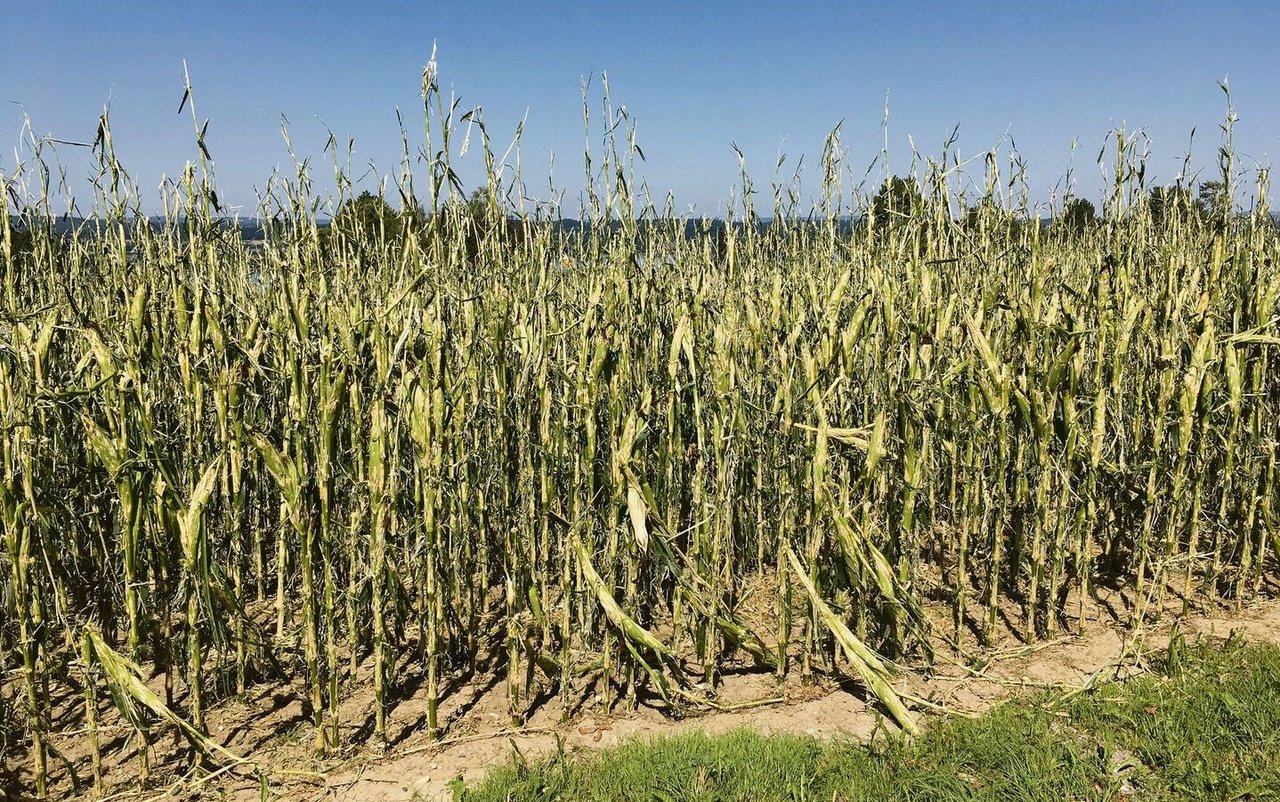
9;213;1278;247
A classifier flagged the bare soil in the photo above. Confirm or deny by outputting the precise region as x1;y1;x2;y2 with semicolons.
317;587;1280;802
9;583;1280;802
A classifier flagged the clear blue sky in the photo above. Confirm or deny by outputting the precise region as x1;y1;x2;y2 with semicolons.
3;1;1277;217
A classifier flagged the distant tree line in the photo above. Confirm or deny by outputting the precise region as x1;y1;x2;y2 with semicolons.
8;177;1246;267
6;227;34;256
857;175;1251;241
320;189;529;262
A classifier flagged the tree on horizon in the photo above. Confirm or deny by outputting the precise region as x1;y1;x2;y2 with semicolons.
1060;197;1098;235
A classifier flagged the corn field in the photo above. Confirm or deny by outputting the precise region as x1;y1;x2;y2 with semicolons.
2;71;1279;798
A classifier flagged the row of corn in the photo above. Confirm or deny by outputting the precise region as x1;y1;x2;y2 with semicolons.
0;82;1277;797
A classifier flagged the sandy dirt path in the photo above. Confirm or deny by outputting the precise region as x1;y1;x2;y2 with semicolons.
299;591;1280;802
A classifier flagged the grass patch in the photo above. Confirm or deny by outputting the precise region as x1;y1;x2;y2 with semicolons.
1066;632;1280;800
462;637;1280;802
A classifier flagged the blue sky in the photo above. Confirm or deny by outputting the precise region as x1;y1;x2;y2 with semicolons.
2;1;1277;216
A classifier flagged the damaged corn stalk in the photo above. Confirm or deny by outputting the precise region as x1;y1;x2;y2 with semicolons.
0;64;1277;799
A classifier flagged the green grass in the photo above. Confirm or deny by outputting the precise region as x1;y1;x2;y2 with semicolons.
1065;633;1280;800
462;638;1280;802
